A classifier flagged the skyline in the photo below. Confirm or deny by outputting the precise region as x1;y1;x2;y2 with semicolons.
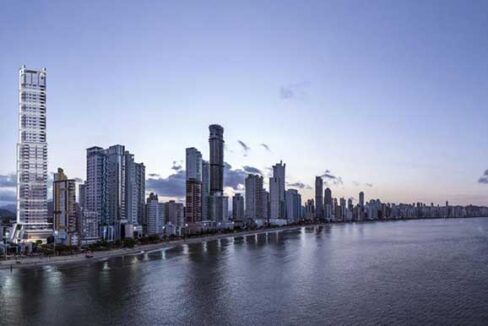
1;1;488;206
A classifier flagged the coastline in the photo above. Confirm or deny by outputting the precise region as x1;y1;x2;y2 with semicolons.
0;224;318;270
2;216;486;270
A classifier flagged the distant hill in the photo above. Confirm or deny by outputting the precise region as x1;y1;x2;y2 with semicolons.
0;209;15;221
0;204;16;214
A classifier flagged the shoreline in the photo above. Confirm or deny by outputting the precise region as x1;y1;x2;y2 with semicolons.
1;216;486;270
0;224;318;270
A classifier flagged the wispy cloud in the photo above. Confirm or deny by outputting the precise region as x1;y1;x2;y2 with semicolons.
365;183;374;187
321;170;343;186
243;166;262;175
237;140;250;156
171;161;183;171
279;81;310;100
478;169;488;184
287;182;312;190
260;144;271;152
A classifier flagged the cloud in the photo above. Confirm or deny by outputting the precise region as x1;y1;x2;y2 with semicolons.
321;170;343;186
237;140;250;156
243;166;262;175
478;170;488;184
352;181;360;186
148;173;160;178
146;170;186;198
224;162;247;190
287;182;312;190
260;144;271;152
365;183;373;187
279;81;310;100
0;174;16;187
171;161;183;171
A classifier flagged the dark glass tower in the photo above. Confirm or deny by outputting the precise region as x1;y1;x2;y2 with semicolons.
209;124;224;194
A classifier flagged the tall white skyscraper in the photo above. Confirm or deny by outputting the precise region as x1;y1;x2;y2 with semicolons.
16;66;52;242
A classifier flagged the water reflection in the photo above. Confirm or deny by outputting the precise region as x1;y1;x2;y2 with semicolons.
1;219;488;325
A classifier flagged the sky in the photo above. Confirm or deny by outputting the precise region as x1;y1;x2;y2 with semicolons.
1;0;488;206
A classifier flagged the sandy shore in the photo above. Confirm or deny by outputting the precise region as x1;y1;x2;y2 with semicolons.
0;224;319;270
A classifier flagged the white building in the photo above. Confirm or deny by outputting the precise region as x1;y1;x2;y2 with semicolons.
15;66;52;242
146;193;161;236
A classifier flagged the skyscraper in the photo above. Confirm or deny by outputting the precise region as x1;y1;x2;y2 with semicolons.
186;178;202;223
85;145;144;240
186;147;202;181
270;161;286;219
286;189;302;222
201;160;210;221
208;124;225;222
145;193;161;236
85;146;107;234
186;147;203;224
16;66;51;242
359;191;365;208
232;193;245;221
324;187;333;220
209;124;224;194
315;176;324;219
53;168;78;245
245;174;264;220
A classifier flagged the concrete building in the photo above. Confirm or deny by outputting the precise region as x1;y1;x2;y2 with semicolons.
15;66;51;243
53;168;79;245
209;124;224;195
186;178;202;223
324;187;333;220
201;160;210;221
85;145;144;240
315;176;324;219
245;174;264;220
286;189;302;222
270;161;286;219
232;194;245;221
145;193;161;236
186;147;202;182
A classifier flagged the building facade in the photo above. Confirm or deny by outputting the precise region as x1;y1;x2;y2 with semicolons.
53;168;78;245
16;66;51;242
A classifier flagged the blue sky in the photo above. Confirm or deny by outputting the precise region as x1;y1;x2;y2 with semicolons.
1;0;488;206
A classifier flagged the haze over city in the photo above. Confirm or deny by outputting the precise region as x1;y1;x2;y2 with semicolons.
1;0;488;206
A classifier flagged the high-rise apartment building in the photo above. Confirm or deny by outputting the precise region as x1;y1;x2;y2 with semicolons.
232;194;245;221
16;66;51;242
324;187;333;220
201;160;210;221
53;168;78;245
286;189;302;222
186;147;203;224
269;161;286;219
209;124;224;194
186;147;202;181
245;174;264;220
146;193;161;236
85;145;144;240
315;176;324;219
186;178;202;223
